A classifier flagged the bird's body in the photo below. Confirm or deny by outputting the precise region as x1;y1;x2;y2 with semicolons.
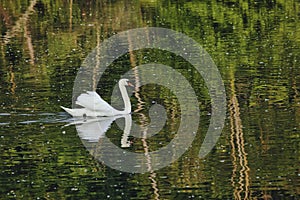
61;79;132;117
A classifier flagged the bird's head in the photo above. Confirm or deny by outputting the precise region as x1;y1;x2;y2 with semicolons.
119;79;134;87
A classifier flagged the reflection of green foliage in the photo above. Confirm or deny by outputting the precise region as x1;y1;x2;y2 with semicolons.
249;83;289;107
0;0;299;199
156;0;300;109
47;33;78;60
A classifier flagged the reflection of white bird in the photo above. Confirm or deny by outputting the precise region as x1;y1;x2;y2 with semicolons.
66;115;132;147
74;116;117;142
61;79;133;117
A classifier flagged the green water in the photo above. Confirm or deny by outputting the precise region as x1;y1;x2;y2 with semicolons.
0;0;299;199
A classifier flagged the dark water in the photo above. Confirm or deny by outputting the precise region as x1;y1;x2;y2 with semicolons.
0;0;299;199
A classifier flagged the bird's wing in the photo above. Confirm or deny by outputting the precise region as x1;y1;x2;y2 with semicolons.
75;91;114;113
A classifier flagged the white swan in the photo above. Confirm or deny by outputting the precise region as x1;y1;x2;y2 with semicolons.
61;79;133;117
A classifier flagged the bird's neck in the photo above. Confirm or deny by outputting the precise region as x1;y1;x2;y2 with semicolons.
119;82;131;114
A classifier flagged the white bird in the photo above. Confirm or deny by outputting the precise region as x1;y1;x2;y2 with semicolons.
61;79;133;117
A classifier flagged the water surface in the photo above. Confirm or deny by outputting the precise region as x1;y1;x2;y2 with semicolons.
0;0;299;199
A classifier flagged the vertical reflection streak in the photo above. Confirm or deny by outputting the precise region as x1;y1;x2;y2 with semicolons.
128;31;160;200
69;0;73;32
8;65;16;95
2;0;37;45
229;79;251;200
24;24;35;66
93;25;101;91
230;101;238;200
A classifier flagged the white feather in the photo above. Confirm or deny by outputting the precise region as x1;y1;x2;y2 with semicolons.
61;79;132;117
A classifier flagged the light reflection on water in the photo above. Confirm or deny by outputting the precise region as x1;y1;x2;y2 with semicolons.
0;112;70;125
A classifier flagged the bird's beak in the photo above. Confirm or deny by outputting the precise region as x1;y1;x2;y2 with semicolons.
127;82;134;87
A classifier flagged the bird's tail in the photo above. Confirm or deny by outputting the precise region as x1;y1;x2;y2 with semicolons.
60;106;88;117
60;106;75;116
